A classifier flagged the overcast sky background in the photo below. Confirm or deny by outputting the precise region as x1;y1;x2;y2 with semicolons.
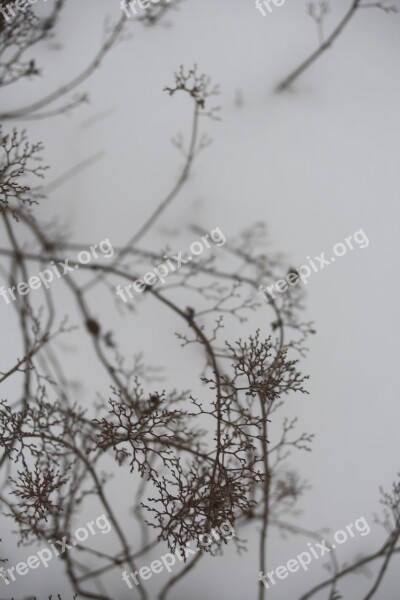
1;0;400;598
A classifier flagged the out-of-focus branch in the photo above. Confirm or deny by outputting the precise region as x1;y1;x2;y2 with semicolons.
0;13;127;120
277;0;361;91
297;535;400;600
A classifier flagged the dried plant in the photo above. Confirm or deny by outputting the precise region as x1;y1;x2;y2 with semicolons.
0;128;48;214
0;3;399;600
307;1;330;45
278;0;398;91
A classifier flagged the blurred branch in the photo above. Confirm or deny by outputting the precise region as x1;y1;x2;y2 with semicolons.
278;0;361;90
0;13;127;120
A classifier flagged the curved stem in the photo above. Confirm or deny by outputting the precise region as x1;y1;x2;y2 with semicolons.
158;552;202;600
82;102;200;293
125;104;200;250
258;395;270;600
0;14;127;120
11;432;148;600
277;0;361;91
297;536;400;600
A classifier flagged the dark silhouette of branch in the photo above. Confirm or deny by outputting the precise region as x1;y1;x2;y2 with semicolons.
278;0;361;91
0;13;127;120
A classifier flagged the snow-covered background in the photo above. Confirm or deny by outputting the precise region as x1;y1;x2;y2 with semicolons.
1;0;400;597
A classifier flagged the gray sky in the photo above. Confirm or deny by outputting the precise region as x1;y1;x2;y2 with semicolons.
1;0;400;598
